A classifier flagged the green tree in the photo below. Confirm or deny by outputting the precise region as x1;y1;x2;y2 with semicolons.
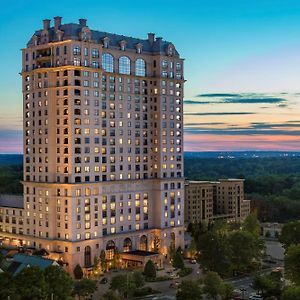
172;251;185;269
100;250;107;272
73;278;97;300
15;266;47;300
110;274;136;298
279;220;300;249
281;286;300;300
252;273;283;299
132;271;145;288
73;264;84;279
284;244;300;285
112;247;121;269
228;230;263;273
92;256;100;276
243;211;260;237
203;271;227;300
176;280;203;300
0;272;19;300
102;289;123;300
197;225;230;275
143;259;156;278
222;283;234;300
44;265;73;300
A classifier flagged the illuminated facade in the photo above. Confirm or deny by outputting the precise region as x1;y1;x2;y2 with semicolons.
0;17;185;272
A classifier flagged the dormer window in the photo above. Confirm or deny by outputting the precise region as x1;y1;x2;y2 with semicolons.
120;40;127;51
103;37;110;48
167;44;174;56
135;43;143;54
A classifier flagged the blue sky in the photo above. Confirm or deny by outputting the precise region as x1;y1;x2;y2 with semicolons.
0;0;300;152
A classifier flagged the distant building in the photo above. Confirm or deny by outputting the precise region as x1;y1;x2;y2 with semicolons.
0;16;185;273
185;179;251;224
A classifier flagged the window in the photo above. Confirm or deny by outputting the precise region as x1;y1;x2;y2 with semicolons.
135;59;146;76
102;53;114;72
119;56;130;75
92;48;99;58
73;46;81;55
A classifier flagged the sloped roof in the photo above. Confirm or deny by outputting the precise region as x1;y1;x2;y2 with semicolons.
0;195;24;209
27;22;179;55
1;253;58;276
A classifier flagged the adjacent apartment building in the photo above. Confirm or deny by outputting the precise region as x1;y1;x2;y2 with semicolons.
185;179;251;224
0;17;185;272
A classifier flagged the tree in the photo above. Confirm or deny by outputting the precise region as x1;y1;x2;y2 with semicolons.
44;265;73;300
203;271;227;300
197;226;230;275
74;264;84;279
0;272;19;300
188;238;197;258
102;290;123;300
92;256;100;277
176;280;203;300
15;266;47;300
112;247;121;269
222;283;234;300
132;271;145;288
284;244;300;285
282;286;300;300
143;259;156;278
100;250;107;272
228;230;263;273
252;273;283;299
172;251;185;269
110;274;136;298
279;220;300;250
73;278;97;300
243;212;260;237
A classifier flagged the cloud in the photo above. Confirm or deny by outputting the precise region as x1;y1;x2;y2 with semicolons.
197;93;241;97
184;122;226;126
222;97;286;104
185;94;286;105
184;128;300;136
184;112;256;116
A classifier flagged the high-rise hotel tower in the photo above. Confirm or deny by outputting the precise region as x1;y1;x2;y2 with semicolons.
3;17;185;272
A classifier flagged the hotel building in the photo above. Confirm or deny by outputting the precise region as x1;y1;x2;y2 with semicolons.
185;179;251;224
0;17;185;272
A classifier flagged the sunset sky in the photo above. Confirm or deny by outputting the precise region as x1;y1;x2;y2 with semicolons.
0;0;300;152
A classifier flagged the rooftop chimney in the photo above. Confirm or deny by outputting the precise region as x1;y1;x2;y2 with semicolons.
54;16;62;31
148;33;155;45
79;19;87;27
43;19;51;30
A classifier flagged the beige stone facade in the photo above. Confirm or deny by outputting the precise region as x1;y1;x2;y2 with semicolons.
0;17;185;273
185;179;251;224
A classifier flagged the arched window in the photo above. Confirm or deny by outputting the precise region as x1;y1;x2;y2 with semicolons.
135;59;146;76
106;240;116;260
84;246;92;267
119;56;131;75
123;238;132;252
102;53;114;72
139;235;148;251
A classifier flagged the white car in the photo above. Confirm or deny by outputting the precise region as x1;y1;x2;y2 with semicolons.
249;293;263;300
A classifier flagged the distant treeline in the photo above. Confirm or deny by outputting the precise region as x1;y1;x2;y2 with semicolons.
0;154;300;222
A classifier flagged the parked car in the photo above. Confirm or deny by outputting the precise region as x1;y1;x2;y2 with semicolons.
190;259;197;264
99;277;108;284
249;293;263;300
